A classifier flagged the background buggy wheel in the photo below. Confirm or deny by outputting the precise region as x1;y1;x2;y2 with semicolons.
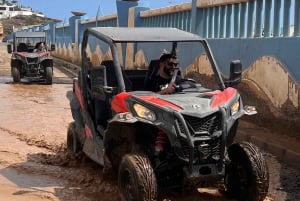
12;67;20;82
45;67;53;85
118;153;157;201
225;142;269;201
67;122;81;153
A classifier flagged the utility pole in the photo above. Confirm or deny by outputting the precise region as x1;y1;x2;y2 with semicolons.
191;0;197;33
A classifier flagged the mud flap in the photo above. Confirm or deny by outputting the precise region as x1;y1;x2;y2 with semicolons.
83;136;104;166
82;110;104;166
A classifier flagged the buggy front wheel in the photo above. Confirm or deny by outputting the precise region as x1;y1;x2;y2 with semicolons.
224;142;269;201
12;67;20;82
118;153;157;201
45;67;53;85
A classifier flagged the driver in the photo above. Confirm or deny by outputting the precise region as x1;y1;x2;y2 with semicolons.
144;53;181;95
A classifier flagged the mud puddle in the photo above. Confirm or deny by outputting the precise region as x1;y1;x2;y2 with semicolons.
0;127;120;201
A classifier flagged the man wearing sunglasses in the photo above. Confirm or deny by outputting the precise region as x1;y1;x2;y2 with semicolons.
144;53;181;95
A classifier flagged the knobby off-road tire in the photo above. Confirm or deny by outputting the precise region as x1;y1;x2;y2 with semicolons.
45;67;53;85
67;121;81;154
225;142;269;201
118;153;157;201
12;67;20;82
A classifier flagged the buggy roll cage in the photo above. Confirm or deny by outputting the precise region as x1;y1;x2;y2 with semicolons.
81;27;226;93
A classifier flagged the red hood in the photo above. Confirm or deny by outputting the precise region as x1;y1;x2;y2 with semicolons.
111;87;237;114
14;51;49;57
111;92;183;113
205;87;237;108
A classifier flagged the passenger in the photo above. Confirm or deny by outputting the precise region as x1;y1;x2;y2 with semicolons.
34;42;46;52
144;53;181;95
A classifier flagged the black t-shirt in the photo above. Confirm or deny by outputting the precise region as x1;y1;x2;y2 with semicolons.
144;75;181;92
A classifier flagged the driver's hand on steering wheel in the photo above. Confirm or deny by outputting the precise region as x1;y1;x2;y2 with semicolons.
159;83;177;95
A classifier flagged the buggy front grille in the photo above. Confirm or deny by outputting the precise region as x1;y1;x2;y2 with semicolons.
177;113;222;137
26;57;38;64
175;112;223;163
180;138;222;163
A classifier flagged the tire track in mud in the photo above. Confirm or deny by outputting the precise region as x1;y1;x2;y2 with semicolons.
0;126;108;189
9;152;121;201
0;126;120;201
0;126;64;152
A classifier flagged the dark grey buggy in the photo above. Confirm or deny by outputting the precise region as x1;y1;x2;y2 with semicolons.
7;31;55;84
67;27;269;201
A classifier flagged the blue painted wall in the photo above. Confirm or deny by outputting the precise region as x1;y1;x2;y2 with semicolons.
208;37;300;82
7;0;300;84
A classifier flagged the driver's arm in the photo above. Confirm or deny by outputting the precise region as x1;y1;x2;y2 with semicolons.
158;82;176;95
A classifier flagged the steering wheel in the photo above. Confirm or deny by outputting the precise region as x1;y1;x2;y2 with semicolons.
176;78;198;92
169;68;198;92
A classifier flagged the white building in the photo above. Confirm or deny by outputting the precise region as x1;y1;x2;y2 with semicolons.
0;3;44;19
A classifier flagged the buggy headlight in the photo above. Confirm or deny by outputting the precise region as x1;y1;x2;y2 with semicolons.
133;103;156;121
231;100;240;116
15;55;22;60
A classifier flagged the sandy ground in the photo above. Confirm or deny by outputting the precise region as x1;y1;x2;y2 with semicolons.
0;42;299;201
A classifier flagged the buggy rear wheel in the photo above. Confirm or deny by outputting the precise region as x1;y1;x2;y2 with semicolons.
12;67;20;82
118;153;157;201
45;67;52;85
67;121;81;153
224;142;269;201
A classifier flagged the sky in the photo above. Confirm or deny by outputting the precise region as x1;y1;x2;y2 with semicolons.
16;0;190;21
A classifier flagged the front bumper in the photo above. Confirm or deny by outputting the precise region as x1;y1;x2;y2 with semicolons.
173;107;234;178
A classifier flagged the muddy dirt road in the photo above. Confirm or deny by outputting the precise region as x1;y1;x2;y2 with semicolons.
0;43;299;201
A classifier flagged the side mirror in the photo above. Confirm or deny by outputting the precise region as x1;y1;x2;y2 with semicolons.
7;44;12;53
50;44;56;51
225;60;242;87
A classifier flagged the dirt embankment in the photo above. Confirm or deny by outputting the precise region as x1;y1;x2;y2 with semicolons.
1;15;57;37
237;81;300;142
